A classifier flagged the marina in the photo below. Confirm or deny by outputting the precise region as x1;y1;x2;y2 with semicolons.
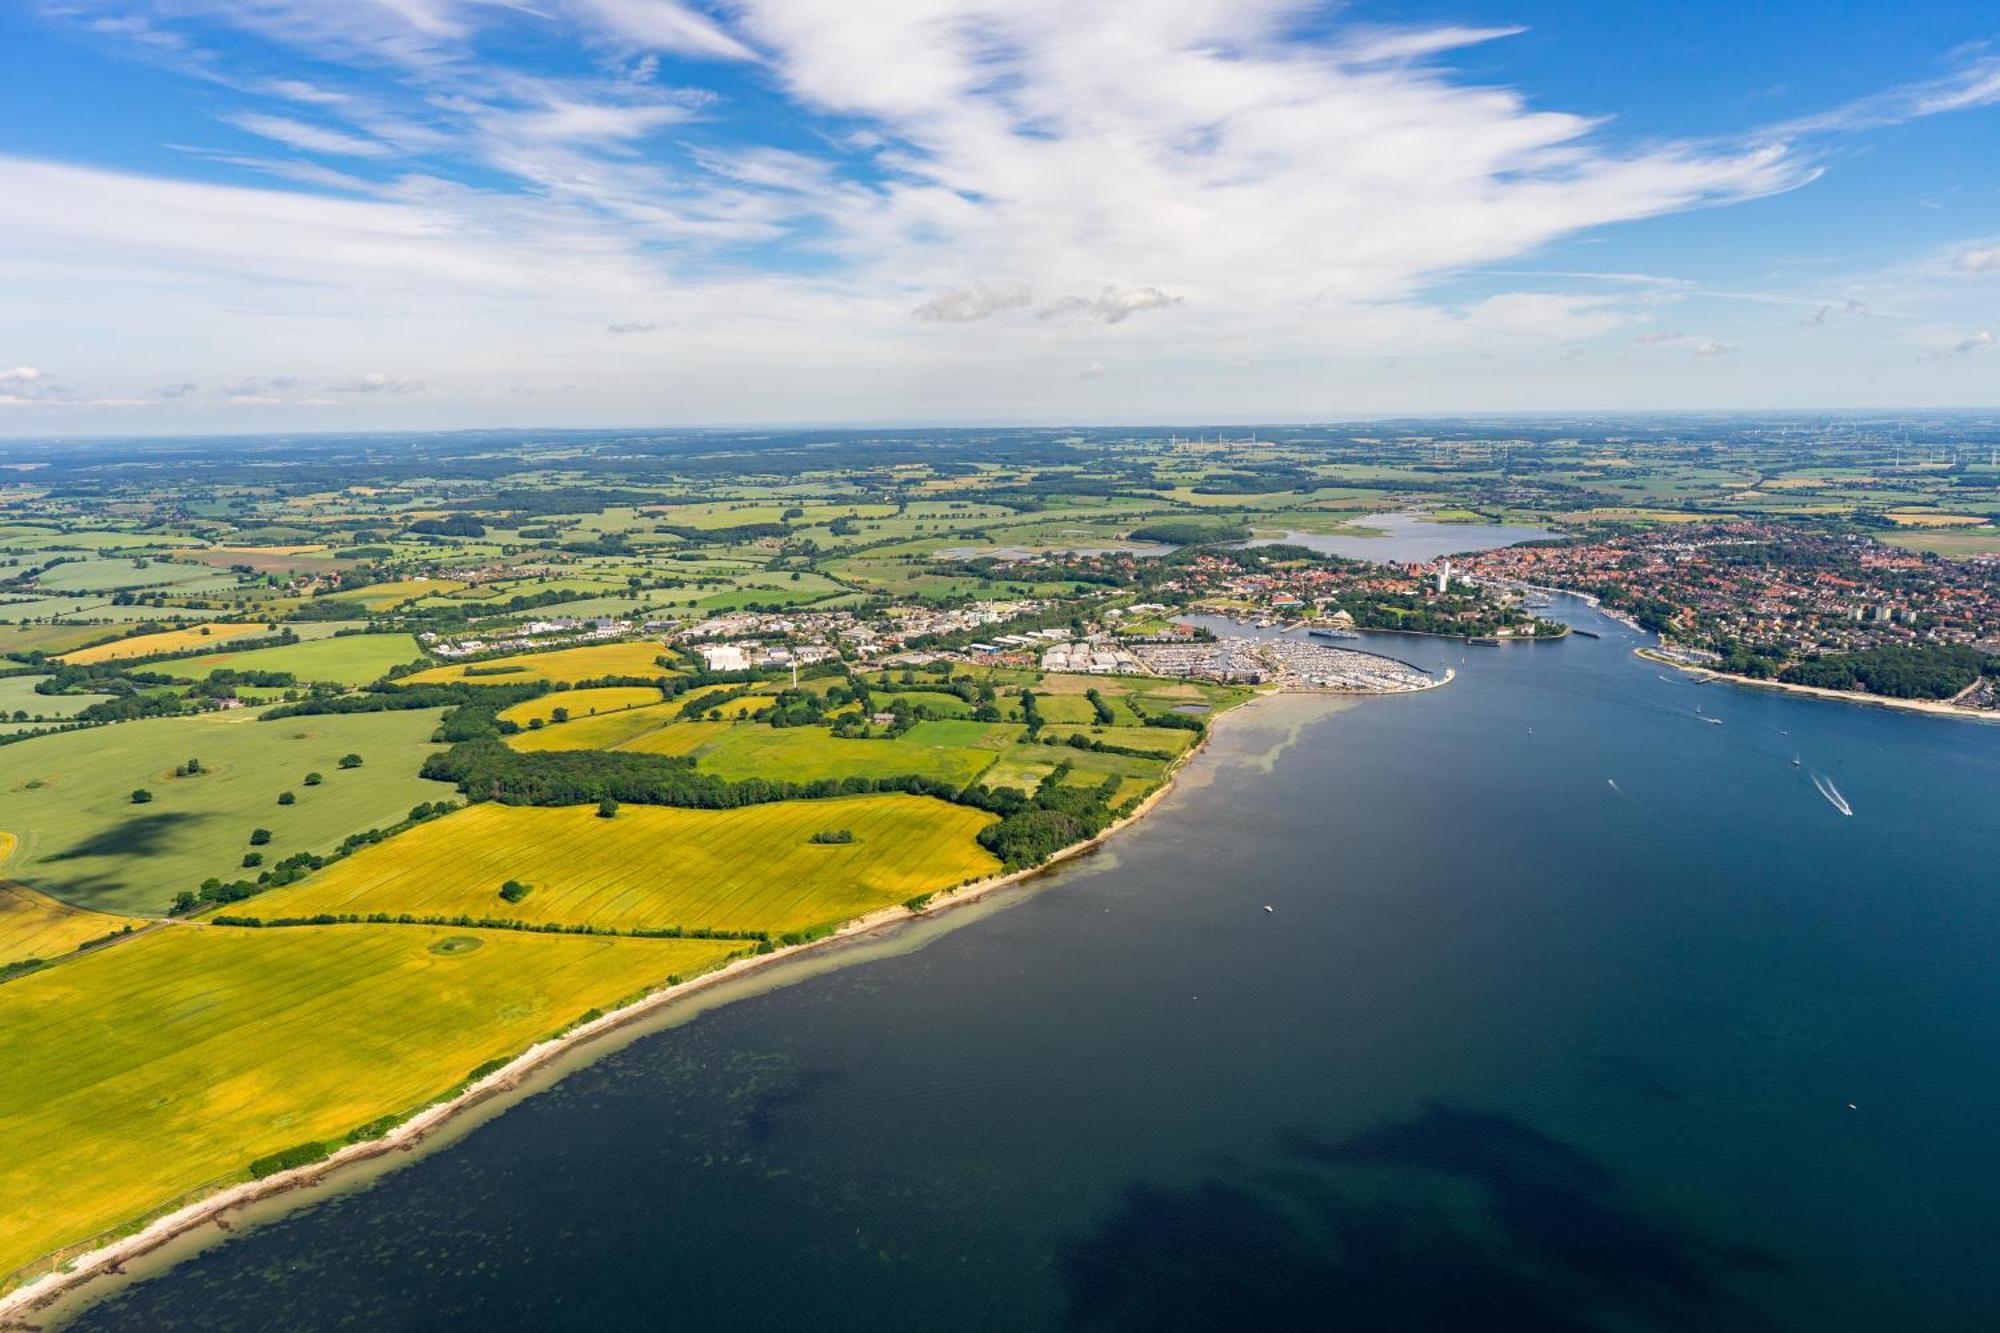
1131;635;1441;693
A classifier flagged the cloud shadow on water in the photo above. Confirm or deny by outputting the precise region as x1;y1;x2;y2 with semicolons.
1060;1103;1782;1332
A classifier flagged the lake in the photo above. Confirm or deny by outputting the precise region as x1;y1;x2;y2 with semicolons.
53;598;2000;1331
1242;511;1556;561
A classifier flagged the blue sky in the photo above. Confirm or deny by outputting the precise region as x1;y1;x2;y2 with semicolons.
1;0;1996;433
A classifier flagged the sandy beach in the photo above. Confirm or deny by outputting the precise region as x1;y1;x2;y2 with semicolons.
0;690;1280;1326
1636;647;1999;723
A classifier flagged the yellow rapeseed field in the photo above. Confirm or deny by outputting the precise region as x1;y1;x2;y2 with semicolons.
59;622;270;665
505;701;686;751
498;686;663;728
0;924;741;1283
244;796;1001;934
0;876;144;970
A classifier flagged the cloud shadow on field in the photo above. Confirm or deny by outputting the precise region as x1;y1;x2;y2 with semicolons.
43;811;207;861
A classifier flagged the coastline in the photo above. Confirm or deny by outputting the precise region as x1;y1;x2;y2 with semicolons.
1635;647;1999;723
0;689;1277;1326
1348;622;1568;644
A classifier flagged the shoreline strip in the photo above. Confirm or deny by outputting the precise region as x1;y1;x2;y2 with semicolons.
1636;647;1998;723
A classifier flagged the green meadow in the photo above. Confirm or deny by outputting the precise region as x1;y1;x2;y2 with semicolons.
0;708;452;914
180;633;424;686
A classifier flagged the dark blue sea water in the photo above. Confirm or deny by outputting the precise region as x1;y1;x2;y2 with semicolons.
56;600;2000;1331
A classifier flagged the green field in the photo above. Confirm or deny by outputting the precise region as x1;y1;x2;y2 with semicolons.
0;623;128;657
1038;723;1194;756
0;708;453;913
0;674;116;730
694;721;1008;785
324;577;466;610
0;923;741;1283
182;634;424;686
1876;525;2000;557
505;707;1019;787
30;558;234;596
244;795;1000;933
400;640;673;686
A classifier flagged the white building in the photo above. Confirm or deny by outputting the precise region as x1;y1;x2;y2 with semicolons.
697;643;749;672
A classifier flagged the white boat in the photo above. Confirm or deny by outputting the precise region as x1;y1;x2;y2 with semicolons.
1812;773;1854;817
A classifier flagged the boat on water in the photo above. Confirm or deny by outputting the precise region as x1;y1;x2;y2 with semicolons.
1569;627;1601;639
1308;627;1362;642
1469;636;1501;646
1812;772;1854;816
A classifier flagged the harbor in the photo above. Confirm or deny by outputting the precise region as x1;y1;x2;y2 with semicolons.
1132;634;1444;694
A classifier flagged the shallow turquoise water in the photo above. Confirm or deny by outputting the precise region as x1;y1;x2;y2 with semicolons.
59;600;2000;1330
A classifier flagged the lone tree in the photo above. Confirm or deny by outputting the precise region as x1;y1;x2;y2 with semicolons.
303;771;324;786
277;791;296;805
498;879;532;904
551;706;570;723
338;753;363;769
597;797;619;819
130;788;153;804
248;828;272;846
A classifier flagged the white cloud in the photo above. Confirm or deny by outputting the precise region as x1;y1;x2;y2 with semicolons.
0;366;67;404
1954;245;2000;274
1038;287;1182;325
1336;25;1528;65
566;0;758;61
1799;299;1869;325
497;99;694;143
733;0;1811;326
221;376;301;397
331;371;426;393
1776;52;2000;133
912;281;1032;323
1692;340;1736;357
1923;330;1994;360
14;1;2000;426
226;112;395;158
157;381;199;397
262;78;348;106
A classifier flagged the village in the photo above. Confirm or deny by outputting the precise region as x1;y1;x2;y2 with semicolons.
1457;522;2000;659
